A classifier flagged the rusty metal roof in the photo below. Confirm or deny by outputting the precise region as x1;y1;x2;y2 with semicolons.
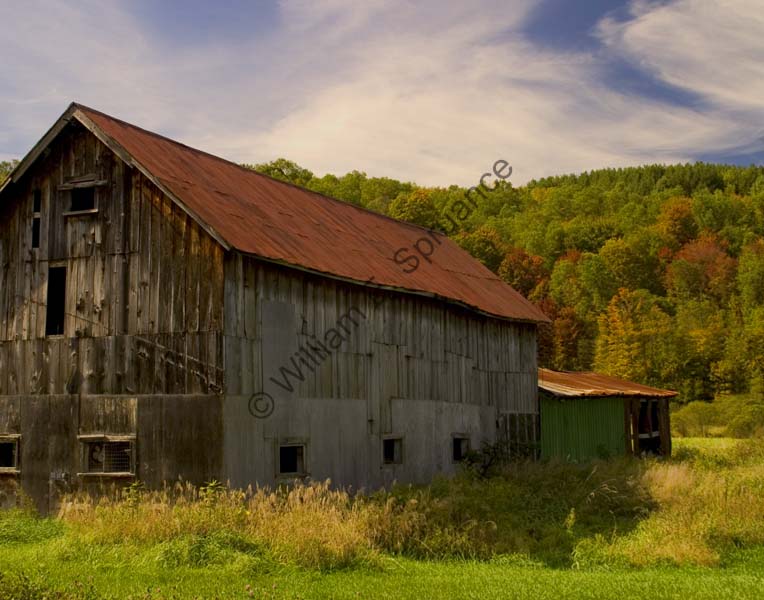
56;103;546;323
538;369;677;398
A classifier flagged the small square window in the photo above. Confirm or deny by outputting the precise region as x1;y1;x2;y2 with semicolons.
85;440;134;474
71;187;95;211
452;437;470;462
279;445;305;475
0;438;19;470
383;437;403;465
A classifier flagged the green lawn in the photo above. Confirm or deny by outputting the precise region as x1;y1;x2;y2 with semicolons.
3;541;764;600
2;544;764;600
673;437;746;452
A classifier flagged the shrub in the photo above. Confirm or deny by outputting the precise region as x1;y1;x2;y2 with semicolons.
672;394;764;438
672;401;719;437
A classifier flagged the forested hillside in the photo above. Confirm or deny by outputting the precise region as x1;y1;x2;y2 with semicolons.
249;159;764;404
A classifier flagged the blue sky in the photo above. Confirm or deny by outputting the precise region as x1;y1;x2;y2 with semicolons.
2;0;763;185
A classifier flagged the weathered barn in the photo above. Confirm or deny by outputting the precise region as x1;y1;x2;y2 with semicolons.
0;103;548;512
538;369;676;462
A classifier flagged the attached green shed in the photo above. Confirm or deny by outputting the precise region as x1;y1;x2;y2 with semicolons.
538;369;677;462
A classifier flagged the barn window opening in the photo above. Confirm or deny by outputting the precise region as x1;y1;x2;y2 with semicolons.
279;444;305;475
31;217;41;248
383;437;403;464
0;438;19;470
452;436;470;462
45;266;66;336
70;187;95;212
32;189;42;249
85;440;134;474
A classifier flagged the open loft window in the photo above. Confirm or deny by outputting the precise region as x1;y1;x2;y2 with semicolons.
45;266;66;336
382;437;403;465
31;217;40;249
0;437;19;471
82;438;135;475
31;188;41;249
452;436;471;462
70;187;95;212
278;444;306;476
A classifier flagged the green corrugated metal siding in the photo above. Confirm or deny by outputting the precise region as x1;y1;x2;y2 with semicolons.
540;394;626;461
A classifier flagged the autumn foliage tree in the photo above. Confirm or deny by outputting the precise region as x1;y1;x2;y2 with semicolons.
551;306;588;371
738;240;764;309
388;189;441;230
498;247;547;297
665;236;737;304
594;289;675;385
453;226;506;273
656;196;699;249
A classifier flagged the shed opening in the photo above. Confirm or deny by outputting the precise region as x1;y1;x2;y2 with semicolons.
637;398;663;455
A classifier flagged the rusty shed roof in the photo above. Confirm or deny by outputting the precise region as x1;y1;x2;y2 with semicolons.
538;369;677;398
2;102;549;324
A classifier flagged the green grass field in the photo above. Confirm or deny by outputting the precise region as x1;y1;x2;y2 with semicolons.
2;546;764;599
1;438;763;599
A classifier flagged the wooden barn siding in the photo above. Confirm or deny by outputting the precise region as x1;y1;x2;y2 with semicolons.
222;254;538;487
0;394;223;514
0;123;225;395
223;254;537;407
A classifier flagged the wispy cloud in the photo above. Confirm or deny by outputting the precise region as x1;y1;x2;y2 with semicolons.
597;0;764;155
1;0;762;184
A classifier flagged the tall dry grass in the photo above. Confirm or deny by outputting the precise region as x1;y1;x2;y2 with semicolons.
61;481;381;570
55;439;764;570
574;440;764;567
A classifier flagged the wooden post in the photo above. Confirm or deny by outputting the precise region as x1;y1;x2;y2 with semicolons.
659;397;672;457
630;399;640;457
